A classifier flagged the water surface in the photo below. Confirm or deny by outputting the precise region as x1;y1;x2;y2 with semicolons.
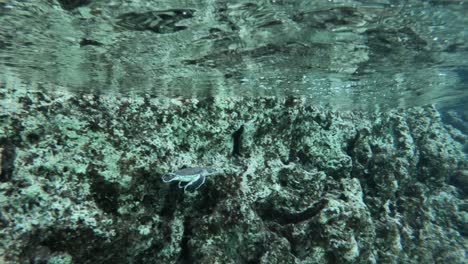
0;0;467;110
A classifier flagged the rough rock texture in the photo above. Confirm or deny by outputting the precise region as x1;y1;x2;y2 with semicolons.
1;82;466;264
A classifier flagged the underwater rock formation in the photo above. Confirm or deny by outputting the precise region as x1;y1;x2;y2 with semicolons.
0;84;466;264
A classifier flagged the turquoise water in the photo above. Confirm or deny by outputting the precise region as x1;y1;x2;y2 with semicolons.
1;0;467;109
0;1;467;263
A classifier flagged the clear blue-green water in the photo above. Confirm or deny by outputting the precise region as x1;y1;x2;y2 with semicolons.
0;0;467;110
0;1;467;263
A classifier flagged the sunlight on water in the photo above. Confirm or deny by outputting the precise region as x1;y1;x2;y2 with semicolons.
0;0;467;110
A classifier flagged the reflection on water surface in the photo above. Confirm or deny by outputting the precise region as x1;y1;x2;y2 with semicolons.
0;0;466;110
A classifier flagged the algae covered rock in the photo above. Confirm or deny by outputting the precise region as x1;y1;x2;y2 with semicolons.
1;83;466;263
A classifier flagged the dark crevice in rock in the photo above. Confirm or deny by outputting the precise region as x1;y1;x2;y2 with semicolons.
159;186;184;218
256;200;327;225
117;9;195;34
89;167;120;215
26;132;40;144
0;139;16;182
448;170;468;196
33;227;126;263
179;218;194;264
316;115;332;130
232;125;244;156
57;0;91;11
79;38;103;47
193;186;224;215
345;130;361;158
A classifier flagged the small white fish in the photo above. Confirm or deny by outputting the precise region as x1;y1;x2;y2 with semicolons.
162;167;217;191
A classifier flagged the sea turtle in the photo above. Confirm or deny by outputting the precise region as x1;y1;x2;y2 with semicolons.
162;167;216;192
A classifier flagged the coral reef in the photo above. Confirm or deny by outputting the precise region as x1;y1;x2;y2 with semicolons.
1;83;466;263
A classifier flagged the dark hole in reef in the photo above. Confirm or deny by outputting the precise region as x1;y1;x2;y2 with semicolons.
26;133;40;144
159;186;184;218
256;199;327;225
0;139;16;182
57;0;91;11
278;169;289;187
179;218;195;264
89;168;120;215
193;184;225;215
448;170;468;195
35;227;126;263
232;125;244;156
80;38;103;47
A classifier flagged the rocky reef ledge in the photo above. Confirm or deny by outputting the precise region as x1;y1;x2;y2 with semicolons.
0;86;466;263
